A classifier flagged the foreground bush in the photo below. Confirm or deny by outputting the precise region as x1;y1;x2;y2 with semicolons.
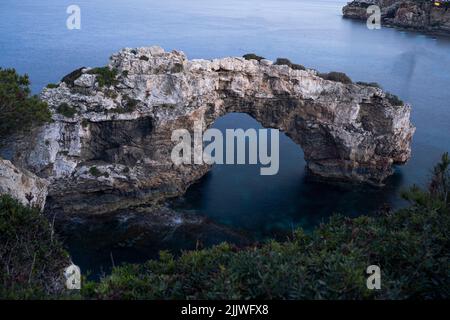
0;68;51;140
2;155;449;299
0;195;70;299
83;155;450;299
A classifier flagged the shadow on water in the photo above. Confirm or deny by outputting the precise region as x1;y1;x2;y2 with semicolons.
172;113;407;240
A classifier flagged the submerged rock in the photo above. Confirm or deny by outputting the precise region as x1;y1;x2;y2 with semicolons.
1;46;415;215
55;203;252;277
343;0;450;35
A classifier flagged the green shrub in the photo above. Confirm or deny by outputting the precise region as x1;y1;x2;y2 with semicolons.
114;96;139;113
318;71;353;84
46;83;59;89
356;81;382;89
83;155;450;300
0;68;51;140
89;166;109;178
243;53;265;62
386;92;404;106
124;97;138;111
139;55;149;61
0;195;70;299
171;63;184;73
3;155;450;299
274;58;306;71
87;67;118;88
56;103;77;118
85;204;449;299
103;89;118;100
61;67;85;86
89;166;101;177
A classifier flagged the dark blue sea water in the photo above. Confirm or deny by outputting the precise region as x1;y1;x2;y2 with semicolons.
1;0;450;274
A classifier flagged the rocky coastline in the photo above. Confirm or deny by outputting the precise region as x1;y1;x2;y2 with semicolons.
343;0;450;36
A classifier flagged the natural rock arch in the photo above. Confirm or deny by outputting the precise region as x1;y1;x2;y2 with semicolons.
2;46;415;215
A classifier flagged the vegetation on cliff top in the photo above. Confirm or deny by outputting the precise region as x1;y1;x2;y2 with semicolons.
243;53;265;61
318;71;353;84
0;68;51;140
87;67;118;88
274;58;306;71
46;83;59;89
61;67;85;86
60;66;118;88
242;54;307;71
56;102;78;118
386;92;404;106
355;81;382;88
229;55;405;107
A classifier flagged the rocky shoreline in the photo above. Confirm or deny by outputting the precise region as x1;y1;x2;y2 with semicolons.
343;0;450;36
55;200;253;277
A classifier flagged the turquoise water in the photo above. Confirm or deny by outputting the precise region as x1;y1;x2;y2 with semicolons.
1;0;450;273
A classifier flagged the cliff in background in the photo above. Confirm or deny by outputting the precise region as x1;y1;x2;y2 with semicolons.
343;0;450;35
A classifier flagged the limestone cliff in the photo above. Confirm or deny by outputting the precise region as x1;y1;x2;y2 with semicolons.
0;159;49;211
1;46;415;215
343;0;450;35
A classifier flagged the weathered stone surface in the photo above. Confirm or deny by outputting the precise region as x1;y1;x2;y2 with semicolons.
74;74;96;88
0;158;49;211
1;46;415;215
343;0;450;35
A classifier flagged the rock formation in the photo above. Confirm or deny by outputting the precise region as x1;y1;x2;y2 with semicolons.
343;0;450;35
0;46;415;215
0;158;49;211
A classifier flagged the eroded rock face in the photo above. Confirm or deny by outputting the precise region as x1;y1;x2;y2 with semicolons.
1;46;415;215
343;0;450;35
0;159;49;211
